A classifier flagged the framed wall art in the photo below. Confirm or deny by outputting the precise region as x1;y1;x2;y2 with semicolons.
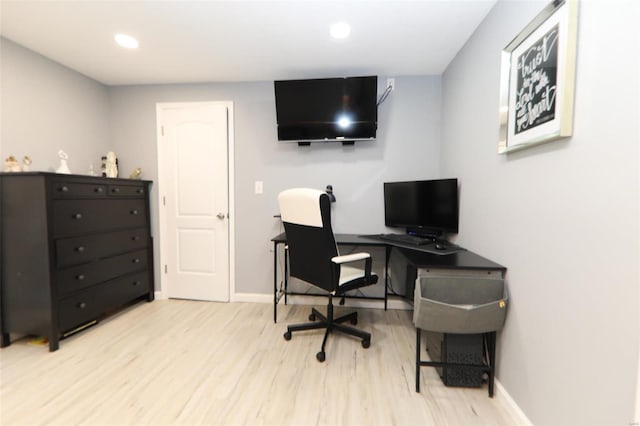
498;0;579;154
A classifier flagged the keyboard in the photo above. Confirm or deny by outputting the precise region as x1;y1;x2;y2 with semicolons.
377;233;431;246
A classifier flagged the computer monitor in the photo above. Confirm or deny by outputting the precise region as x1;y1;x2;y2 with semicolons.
384;178;459;237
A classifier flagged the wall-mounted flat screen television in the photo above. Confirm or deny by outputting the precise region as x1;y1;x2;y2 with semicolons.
274;76;378;143
384;178;459;237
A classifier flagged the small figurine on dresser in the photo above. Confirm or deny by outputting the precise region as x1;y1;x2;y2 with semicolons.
105;151;118;178
4;156;21;172
129;167;142;179
22;156;32;171
56;150;71;174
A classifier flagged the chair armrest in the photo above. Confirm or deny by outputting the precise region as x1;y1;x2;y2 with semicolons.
331;253;370;264
332;253;374;279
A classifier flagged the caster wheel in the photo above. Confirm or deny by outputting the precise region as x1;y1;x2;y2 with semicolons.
283;331;292;341
350;317;358;325
339;298;345;306
362;339;371;349
316;351;326;362
309;314;316;321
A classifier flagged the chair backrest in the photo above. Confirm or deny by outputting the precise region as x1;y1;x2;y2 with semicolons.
278;188;338;292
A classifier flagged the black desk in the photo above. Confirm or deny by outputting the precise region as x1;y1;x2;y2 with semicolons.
271;232;505;323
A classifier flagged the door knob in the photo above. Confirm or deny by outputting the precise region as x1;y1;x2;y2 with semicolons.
216;212;226;220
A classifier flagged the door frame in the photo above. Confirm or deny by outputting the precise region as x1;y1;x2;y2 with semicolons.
155;101;235;301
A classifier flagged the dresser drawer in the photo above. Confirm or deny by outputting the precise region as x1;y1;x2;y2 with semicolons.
56;228;149;267
58;286;104;333
104;271;151;310
58;271;150;333
56;249;149;295
108;184;146;197
53;199;146;236
51;181;108;199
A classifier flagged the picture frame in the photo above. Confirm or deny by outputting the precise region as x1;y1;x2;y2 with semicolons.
498;0;579;154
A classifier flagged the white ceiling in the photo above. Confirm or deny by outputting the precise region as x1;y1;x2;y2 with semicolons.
0;0;497;86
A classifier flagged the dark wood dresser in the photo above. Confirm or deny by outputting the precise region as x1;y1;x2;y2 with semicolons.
0;172;154;351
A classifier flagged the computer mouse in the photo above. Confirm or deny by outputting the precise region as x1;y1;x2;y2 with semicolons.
434;242;446;250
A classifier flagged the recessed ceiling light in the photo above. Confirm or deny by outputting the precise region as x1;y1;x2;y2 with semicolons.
114;33;139;49
330;22;351;39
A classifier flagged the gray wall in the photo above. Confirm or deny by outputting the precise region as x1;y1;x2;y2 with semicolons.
440;1;640;424
1;36;442;298
0;38;109;172
109;76;442;295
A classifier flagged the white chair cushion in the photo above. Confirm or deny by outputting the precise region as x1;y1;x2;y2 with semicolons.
278;188;325;227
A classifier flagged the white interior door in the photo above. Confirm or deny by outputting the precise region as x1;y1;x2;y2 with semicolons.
158;102;231;302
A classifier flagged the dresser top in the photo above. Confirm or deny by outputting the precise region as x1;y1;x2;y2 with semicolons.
0;172;152;184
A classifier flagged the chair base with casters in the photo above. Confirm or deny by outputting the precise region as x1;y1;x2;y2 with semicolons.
284;293;371;362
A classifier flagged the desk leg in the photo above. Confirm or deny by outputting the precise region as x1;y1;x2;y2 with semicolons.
415;327;421;392
273;241;278;323
384;245;391;311
487;331;496;398
284;246;288;305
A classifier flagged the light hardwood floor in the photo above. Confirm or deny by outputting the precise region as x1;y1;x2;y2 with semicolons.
1;300;522;425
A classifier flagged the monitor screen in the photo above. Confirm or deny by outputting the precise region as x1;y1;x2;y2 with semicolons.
274;76;378;142
384;178;459;236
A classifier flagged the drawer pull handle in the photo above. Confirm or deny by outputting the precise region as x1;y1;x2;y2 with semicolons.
130;210;139;215
112;188;120;193
59;186;69;193
137;188;144;194
133;281;141;286
76;246;85;253
76;274;85;281
131;236;140;241
78;302;87;309
132;258;141;264
73;213;83;220
94;187;104;193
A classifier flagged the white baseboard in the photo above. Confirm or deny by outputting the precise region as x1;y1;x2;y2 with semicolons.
231;292;273;304
154;292;271;304
494;379;533;426
286;294;412;310
231;292;412;310
158;289;411;310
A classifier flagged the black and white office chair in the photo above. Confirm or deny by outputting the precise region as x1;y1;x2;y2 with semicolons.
278;188;378;362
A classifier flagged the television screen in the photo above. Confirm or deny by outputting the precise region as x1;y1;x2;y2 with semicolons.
274;76;378;142
384;178;459;236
